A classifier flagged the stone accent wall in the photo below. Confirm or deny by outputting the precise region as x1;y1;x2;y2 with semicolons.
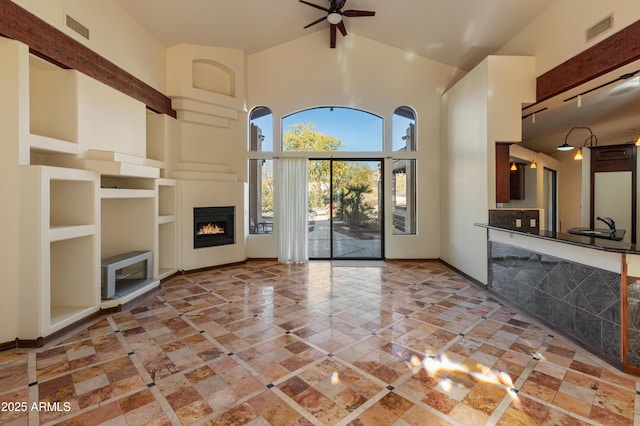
628;279;640;367
488;241;621;363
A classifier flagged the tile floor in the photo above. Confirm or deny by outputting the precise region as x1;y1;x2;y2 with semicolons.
1;260;639;425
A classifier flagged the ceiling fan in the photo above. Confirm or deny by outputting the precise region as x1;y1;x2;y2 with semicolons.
299;0;375;48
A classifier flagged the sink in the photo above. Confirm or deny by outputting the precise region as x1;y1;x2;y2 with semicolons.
567;227;625;241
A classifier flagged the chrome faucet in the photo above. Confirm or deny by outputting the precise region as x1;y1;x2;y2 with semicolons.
597;216;616;234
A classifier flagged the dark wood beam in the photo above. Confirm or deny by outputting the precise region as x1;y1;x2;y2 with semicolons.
537;19;640;103
0;0;176;118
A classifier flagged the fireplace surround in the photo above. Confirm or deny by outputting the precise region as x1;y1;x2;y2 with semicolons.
193;206;235;248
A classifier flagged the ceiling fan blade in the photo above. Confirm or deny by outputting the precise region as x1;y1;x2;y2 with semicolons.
304;16;327;28
343;9;376;17
299;0;329;13
337;21;347;37
330;24;337;48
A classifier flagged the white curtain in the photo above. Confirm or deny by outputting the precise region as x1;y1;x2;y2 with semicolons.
276;158;309;263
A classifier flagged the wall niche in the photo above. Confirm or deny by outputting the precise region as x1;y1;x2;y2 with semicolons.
192;59;235;97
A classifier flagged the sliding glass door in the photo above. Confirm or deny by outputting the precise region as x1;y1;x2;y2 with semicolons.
308;159;383;259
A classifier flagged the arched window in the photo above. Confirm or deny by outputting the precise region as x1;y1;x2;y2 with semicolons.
249;106;273;234
393;106;416;151
392;106;416;235
282;107;383;152
249;106;273;152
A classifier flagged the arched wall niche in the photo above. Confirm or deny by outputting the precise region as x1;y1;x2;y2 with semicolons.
192;59;236;97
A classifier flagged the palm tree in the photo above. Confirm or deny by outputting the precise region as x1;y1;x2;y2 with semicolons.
341;182;372;227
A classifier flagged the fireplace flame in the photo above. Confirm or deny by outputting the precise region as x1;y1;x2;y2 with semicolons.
197;223;224;236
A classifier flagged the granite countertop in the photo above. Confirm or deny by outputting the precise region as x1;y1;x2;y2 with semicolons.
475;223;640;254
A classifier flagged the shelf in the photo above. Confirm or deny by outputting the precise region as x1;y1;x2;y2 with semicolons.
29;55;78;143
157;215;176;225
157;221;176;278
50;178;96;227
49;224;97;242
29;133;79;155
49;236;98;334
100;279;160;309
50;305;96;329
157;183;176;216
100;188;156;199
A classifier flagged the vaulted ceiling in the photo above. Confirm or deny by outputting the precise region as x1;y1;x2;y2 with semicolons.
114;0;555;71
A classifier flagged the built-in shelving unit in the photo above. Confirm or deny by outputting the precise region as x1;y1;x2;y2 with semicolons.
20;166;100;337
1;38;179;343
99;175;163;306
29;55;78;146
156;179;177;279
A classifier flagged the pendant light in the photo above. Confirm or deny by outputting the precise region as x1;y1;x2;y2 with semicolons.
574;132;598;160
510;162;517;171
574;149;583;160
530;158;537;169
558;126;595;152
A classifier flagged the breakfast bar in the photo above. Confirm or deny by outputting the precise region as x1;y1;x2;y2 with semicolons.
476;223;640;375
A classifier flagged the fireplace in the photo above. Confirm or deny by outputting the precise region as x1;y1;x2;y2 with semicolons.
193;206;235;249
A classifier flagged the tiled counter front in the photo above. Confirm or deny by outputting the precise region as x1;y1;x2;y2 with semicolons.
488;241;623;365
629;279;640;366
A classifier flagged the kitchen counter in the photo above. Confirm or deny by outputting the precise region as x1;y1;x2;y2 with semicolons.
476;223;640;375
475;223;640;254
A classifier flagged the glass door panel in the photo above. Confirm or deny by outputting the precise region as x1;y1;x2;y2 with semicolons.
333;160;383;259
308;160;331;258
308;159;383;259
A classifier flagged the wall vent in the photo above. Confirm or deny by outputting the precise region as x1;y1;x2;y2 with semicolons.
65;14;90;40
586;14;613;42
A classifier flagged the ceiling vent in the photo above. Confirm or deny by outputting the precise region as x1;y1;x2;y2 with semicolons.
65;14;90;40
586;14;613;42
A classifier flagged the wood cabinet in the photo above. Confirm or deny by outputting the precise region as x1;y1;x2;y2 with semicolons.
495;143;511;203
510;163;525;200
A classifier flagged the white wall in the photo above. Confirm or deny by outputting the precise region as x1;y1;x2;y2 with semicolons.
0;38;29;343
497;0;640;76
242;31;461;259
178;181;247;271
440;56;536;284
11;0;167;91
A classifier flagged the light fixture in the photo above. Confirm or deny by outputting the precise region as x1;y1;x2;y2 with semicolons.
574;133;598;160
636;135;640;146
327;12;342;24
530;159;537;169
510;162;517;171
574;149;583;160
558;126;595;152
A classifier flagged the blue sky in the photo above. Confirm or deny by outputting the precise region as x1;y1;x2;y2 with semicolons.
251;106;413;152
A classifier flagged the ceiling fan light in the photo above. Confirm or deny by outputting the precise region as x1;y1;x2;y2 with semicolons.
327;12;342;24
